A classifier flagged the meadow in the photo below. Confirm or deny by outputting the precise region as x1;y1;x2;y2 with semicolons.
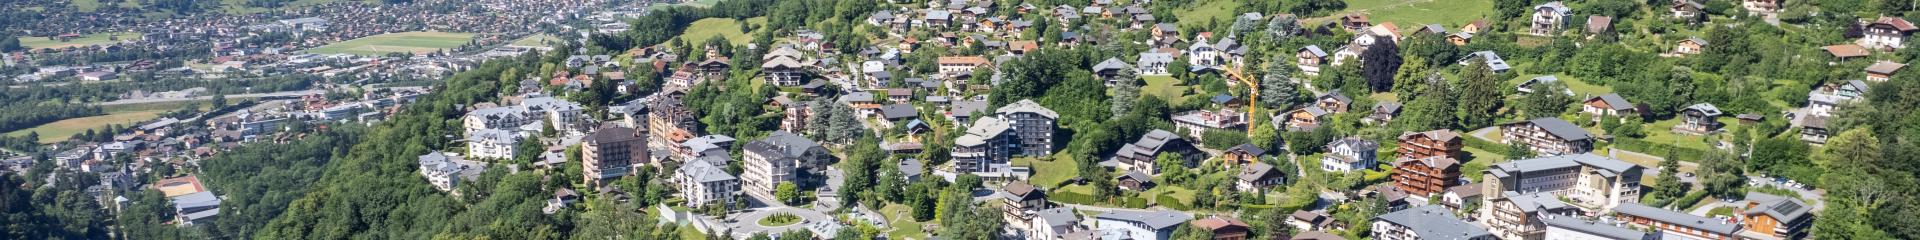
305;31;475;56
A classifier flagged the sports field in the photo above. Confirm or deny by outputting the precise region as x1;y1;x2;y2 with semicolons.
18;32;142;50
305;32;475;56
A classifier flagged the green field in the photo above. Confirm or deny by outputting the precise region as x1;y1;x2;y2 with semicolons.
1141;75;1195;104
1175;0;1239;26
6;101;208;143
1508;74;1614;97
305;32;476;56
18;32;141;50
1310;0;1494;27
71;0;142;12
650;0;726;11
218;0;344;14
510;34;562;48
881;204;928;240
673;17;768;47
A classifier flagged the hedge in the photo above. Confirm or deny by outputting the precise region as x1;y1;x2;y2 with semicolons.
1612;137;1704;162
1053;190;1149;208
1156;195;1192;210
1462;135;1508;154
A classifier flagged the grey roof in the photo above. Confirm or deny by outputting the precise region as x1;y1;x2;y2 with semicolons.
1515;117;1592;141
1155;23;1178;32
924;10;951;20
1319;92;1353;104
1326;137;1379;152
1591;93;1636;111
1301;45;1328;57
1093;57;1130;72
1503;191;1573;213
756;131;823;158
468;128;519;143
1541;216;1649;240
1463;51;1511;72
1372;205;1492;239
841;92;876;103
1613;202;1743;235
1119;170;1152;183
1126;129;1185;154
1488;153;1636;178
957;117;1011;146
1683;103;1723;116
1137;52;1174;64
1743;192;1810;222
951;100;990;118
870;11;895;21
1036;208;1080;227
171;191;221;210
677;157;736;183
1238;162;1281;182
880;104;918;120
996;99;1059;119
1536;1;1571;15
1095;209;1191;230
898;159;924;177
1226;143;1266;156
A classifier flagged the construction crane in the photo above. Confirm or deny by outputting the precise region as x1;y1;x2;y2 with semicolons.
1220;65;1258;135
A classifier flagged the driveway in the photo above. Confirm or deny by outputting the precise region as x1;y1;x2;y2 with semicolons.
728;206;834;237
1745;176;1825;212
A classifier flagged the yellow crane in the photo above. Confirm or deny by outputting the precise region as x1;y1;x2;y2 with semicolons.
1221;65;1258;135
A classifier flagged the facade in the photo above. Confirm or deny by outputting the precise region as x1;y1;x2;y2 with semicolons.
466;129;521;160
1391;155;1460;197
1499;117;1595;155
1114;129;1205;175
1001;181;1053;235
1481;153;1644;213
1172;108;1246;141
649;95;699;149
1487;192;1581;240
1862;17;1917;50
1866;61;1906;81
672;158;738;209
1221;143;1266;167
937;56;989;76
955;117;1015;173
1298;45;1328;75
1676;37;1707;55
762;46;809;86
1583;93;1643;119
1321;138;1379;173
1028;208;1083;240
418;151;482;192
996;99;1059;157
583;126;646;187
1372;205;1495;240
1094;210;1193;240
1614;202;1743;240
1236;162;1286;192
1541;215;1654;240
1675;103;1724;134
743;140;798;200
1740;192;1812;239
1397;129;1463;160
1530;2;1573;36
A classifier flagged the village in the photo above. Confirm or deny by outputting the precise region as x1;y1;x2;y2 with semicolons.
2;0;1914;239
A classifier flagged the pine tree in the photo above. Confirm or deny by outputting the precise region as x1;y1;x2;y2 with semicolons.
1266;15;1300;40
1259;56;1302;108
1654;149;1686;199
1454;61;1503;129
1390;56;1430;99
1395;74;1454;131
1111;68;1141;118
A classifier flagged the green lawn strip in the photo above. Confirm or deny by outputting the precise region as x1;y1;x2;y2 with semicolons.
19;32;142;50
1174;0;1238;26
1012;151;1078;187
1141;75;1193;104
673;17;768;47
6;110;164;143
306;32;475;56
510;34;563;48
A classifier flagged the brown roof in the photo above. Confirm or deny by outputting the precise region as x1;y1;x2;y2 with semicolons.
586;126;641;144
1003;181;1046;200
1399;129;1460;142
1867;61;1907;74
1823;44;1870;58
1394;155;1461;169
1190;215;1250;230
1586;15;1613;33
1875;17;1919;32
1292;231;1348;240
937;56;989;65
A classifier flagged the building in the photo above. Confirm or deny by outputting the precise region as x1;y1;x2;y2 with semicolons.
1221;143;1266;167
1499;118;1594;155
1093;57;1132;85
1739;192;1812;239
1614;202;1743;240
1481;153;1644;212
1541;215;1655;240
1674;103;1724;134
1002;181;1053;236
583;126;646;187
1094;210;1193;240
1172;108;1246;141
1861;17;1917;50
419;151;482;192
649;95;700;148
762;46;809;86
937;56;989;76
1391;155;1460;197
467;129;521;160
1298;45;1329;75
1486;192;1581;240
1675;37;1708;55
1397;129;1463;160
741;131;832;199
1583;93;1643;119
1530;2;1573;36
1191;215;1252;240
955;117;1015;173
1028;208;1083;240
1866;61;1906;81
1237;162;1286;192
1458;51;1512;73
1372;205;1495;240
1321;138;1379;173
1114;129;1205;175
996;99;1059;157
672;157;738;209
1743;0;1781;13
461;96;585;133
1287;210;1341;232
171;191;222;226
1137;52;1174;75
1442;185;1483;212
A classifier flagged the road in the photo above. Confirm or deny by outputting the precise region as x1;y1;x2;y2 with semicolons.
726;206;834;237
96;89;328;106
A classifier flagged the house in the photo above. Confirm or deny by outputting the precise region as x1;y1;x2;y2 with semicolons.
877;103;919;127
1462;19;1491;34
1094;210;1193;240
1287;211;1341;232
1866;61;1905;81
1743;0;1782;14
1137;52;1174;75
1517;76;1566;94
1397;129;1463;160
1297;45;1329;75
1540;214;1652;240
649;95;699;148
1340;14;1373;31
1372;205;1495;240
466;129;521;160
1675;103;1724;134
672;157;738;209
1152;23;1181;46
1391;156;1460;197
1585;15;1614;38
1447;32;1474;46
1740;192;1812;239
868;10;896;26
996;99;1060;157
1458;51;1512;73
1093;57;1132;85
419;151;482;192
1362;102;1402;125
761;46;809;86
1675;37;1708;55
741;131;832;200
1671;0;1706;21
1191;215;1252;240
1314;92;1354;113
1796;115;1831;144
1824;44;1871;61
1113;129;1205;175
583;126;647;187
1530;2;1573;36
1118;170;1155;191
1614;202;1744;240
1221;143;1266;167
1499;117;1595;155
937;56;989;76
1027;208;1083;240
1481;153;1644;213
1002;181;1053;234
1236;162;1286;192
1321;138;1379;172
77;71;117;81
924;10;952;28
1485;192;1580;239
171;191;222;226
1861;16;1917;50
1582;93;1643;119
1441;185;1483;211
1172;108;1246;141
1283;106;1333;131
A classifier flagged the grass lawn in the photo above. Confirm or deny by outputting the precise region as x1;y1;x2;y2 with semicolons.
510;34;563;48
758;213;801;226
1460;146;1507;176
305;31;475;56
674;17;768;47
1142;185;1199;204
677;222;708;240
7;110;163;143
881;204;928;240
650;0;725;11
19;32;141;50
1508;74;1613;96
217;0;342;14
1636;118;1735;151
1308;0;1493;26
1174;0;1239;26
1013;153;1079;187
1141;75;1194;104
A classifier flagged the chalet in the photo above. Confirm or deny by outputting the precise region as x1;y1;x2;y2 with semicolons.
1373;205;1495;240
1392;155;1461;197
1137;52;1174;75
1113;129;1205;175
1287;211;1341;232
1462;19;1491;34
1191;215;1252;240
877;104;919;128
1585;15;1613;38
1614;203;1744;240
1117;171;1154;191
1517;75;1571;95
1866;61;1905;81
1743;0;1782;14
1740;192;1813;239
1131;13;1157;29
925;10;952;28
1486;192;1580;239
1442;185;1483;211
1862;17;1918;50
761;46;808;86
1675;103;1724;134
868;10;896;27
1674;37;1707;55
1796;115;1830;144
694;58;730;77
1314;92;1354;113
1340;14;1372;31
1321;138;1379;172
1499;117;1594;155
1001;181;1053;233
1458;51;1512;73
1093;57;1132;85
1297;45;1329;75
1447;32;1474;46
1221;143;1266;167
1582;93;1643;119
937;56;989;76
1172;108;1246;141
1823;44;1870;61
1671;0;1706;21
1530;2;1572;36
1397;129;1463;160
1283;106;1332;131
886;88;913;102
1362;102;1402;125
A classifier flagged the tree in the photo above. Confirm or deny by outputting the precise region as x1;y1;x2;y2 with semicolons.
1454;61;1503;129
1260;56;1303;108
1390;56;1432;99
1266;15;1301;40
775;182;800;205
1698;148;1745;198
1518;82;1574;118
1395;73;1454;131
1653;149;1687;200
211;93;229;109
1112;68;1142;118
1360;39;1402;92
541;118;558;137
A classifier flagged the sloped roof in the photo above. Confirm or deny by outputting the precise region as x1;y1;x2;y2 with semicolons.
1541;215;1648;239
1683;103;1723;116
1867;61;1907;74
677;157;736;183
1614;202;1743;234
1511;117;1592;141
1093;57;1130;72
1372;205;1491;238
1095;209;1191;230
996;99;1059;119
1238;162;1282;182
1743;192;1810;222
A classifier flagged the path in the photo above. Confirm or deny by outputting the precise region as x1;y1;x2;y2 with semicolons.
97;89;327;106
